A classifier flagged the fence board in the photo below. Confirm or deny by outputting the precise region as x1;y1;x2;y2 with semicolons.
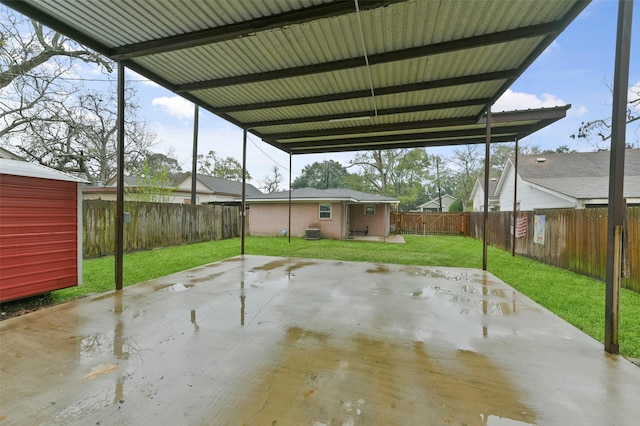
470;207;639;292
83;200;240;258
391;212;470;236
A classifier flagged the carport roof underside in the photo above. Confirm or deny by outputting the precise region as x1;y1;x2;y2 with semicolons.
4;0;589;154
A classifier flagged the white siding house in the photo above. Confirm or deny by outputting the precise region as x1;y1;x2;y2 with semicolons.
469;178;499;211
494;150;640;211
414;194;456;212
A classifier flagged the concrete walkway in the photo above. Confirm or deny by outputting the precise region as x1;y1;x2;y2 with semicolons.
1;255;639;425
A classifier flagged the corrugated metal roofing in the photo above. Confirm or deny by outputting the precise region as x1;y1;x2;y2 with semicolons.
3;0;589;154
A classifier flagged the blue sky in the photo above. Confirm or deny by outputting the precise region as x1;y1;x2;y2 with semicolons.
73;1;640;184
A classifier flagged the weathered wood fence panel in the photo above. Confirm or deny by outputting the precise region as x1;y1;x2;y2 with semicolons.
391;212;470;236
470;207;639;292
83;200;240;258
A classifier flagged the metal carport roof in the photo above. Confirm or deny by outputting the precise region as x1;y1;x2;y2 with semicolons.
12;0;636;358
3;0;588;152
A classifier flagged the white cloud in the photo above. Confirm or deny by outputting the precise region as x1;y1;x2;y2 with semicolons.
152;96;194;120
568;105;588;117
493;89;567;112
542;40;561;56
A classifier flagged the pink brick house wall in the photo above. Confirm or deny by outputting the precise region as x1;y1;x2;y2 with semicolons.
348;203;389;236
248;202;346;239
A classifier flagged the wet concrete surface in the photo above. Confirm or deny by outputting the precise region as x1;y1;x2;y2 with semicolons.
1;255;639;425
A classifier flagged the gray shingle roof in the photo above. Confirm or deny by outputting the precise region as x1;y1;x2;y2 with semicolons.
190;174;262;196
245;187;398;203
516;150;640;199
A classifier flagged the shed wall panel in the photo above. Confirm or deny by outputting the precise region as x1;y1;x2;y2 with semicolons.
0;174;79;302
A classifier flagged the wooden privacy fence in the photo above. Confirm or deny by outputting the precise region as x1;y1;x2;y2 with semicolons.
391;212;470;236
470;207;639;292
83;200;240;258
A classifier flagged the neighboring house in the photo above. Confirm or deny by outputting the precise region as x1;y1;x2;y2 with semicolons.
414;194;457;212
173;173;262;204
83;173;262;204
469;177;499;212
245;188;399;240
494;150;640;211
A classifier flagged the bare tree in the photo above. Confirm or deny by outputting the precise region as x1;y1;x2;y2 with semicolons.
571;84;640;148
1;7;157;184
15;87;156;185
260;165;283;193
1;6;112;139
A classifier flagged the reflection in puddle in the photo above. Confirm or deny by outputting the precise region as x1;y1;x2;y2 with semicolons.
191;309;200;333
366;264;390;274
412;285;516;316
155;283;194;292
240;281;246;326
251;259;316;272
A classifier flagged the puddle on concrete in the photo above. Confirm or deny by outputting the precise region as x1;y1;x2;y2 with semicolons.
251;259;316;272
366;264;390;274
414;285;515;316
186;272;224;283
84;362;119;380
231;328;536;425
154;283;194;292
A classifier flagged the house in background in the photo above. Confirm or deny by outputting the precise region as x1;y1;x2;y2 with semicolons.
0;149;85;302
83;173;262;204
245;188;399;240
469;177;499;212
173;173;262;204
414;194;457;212
494;150;640;211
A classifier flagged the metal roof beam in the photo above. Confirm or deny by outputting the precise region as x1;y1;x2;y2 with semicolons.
216;70;517;113
281;124;537;149
288;136;522;154
477;105;570;123
111;0;404;60
176;21;566;92
246;98;491;128
264;116;479;142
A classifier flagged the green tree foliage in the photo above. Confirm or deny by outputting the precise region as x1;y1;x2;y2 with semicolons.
350;149;430;211
137;152;182;181
197;150;250;182
448;199;464;212
292;160;348;189
126;159;175;203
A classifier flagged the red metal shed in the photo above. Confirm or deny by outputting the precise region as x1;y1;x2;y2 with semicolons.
0;157;85;302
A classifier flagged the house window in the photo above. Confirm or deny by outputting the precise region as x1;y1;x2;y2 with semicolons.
319;204;332;219
364;205;375;215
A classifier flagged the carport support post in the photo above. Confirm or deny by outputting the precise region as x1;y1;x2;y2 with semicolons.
512;138;519;257
605;0;633;355
482;107;491;271
115;61;125;290
191;105;199;206
288;153;292;244
241;129;247;255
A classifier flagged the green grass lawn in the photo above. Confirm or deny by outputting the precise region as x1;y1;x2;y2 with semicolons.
51;235;640;358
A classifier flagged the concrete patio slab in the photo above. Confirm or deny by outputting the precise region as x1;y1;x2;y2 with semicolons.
1;255;638;425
